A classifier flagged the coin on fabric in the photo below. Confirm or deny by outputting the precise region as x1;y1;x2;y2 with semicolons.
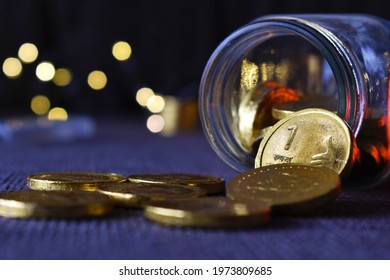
127;173;225;195
227;164;341;215
144;197;270;228
96;182;207;207
27;172;127;191
271;95;338;121
0;190;113;219
255;108;357;178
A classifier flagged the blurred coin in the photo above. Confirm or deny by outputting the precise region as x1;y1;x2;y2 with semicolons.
97;182;206;207
272;95;338;120
0;190;113;218
227;164;341;215
127;173;225;195
238;82;280;151
27;172;127;191
238;82;300;151
144;197;270;228
255;108;357;178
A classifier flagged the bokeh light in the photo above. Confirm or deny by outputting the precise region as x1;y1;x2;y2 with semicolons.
87;70;107;90
18;43;39;64
160;96;179;136
31;95;51;115
2;57;22;78
112;41;132;61
53;68;72;86
147;114;165;133
48;107;68;121
136;87;154;107
146;95;165;113
36;61;55;81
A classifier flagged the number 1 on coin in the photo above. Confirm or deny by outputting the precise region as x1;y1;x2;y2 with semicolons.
284;125;298;150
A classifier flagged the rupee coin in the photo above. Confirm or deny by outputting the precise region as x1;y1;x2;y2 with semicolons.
27;172;127;191
0;190;113;218
227;164;341;215
127;173;225;195
97;182;207;207
255;108;357;178
144;197;270;228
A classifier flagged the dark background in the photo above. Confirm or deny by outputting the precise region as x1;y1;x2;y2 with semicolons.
0;0;388;115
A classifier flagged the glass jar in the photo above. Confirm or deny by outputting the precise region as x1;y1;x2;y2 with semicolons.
199;14;390;188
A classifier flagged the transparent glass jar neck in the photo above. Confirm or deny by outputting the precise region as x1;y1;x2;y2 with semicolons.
250;17;365;134
199;16;366;173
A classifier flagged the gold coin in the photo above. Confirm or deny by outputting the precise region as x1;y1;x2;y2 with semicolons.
27;172;127;191
272;95;338;120
97;182;207;207
255;108;357;178
127;173;225;195
0;190;113;218
227;164;341;215
144;197;270;228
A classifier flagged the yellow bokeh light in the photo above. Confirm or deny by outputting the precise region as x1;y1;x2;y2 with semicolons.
53;68;72;86
87;70;107;90
36;61;55;81
48;107;68;121
147;114;165;133
31;95;51;115
2;57;22;78
112;41;132;61
147;95;165;113
136;87;154;106
18;43;39;64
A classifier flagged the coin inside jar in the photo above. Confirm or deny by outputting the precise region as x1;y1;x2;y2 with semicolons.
255;108;357;178
0;190;113;219
27;172;127;191
227;164;341;215
272;95;338;121
144;197;270;228
96;182;207;207
127;173;225;195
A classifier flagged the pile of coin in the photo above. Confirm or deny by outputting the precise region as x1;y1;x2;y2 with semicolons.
0;171;265;228
0;67;376;227
0;160;343;228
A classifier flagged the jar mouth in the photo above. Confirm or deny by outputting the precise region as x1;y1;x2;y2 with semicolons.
199;17;365;172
